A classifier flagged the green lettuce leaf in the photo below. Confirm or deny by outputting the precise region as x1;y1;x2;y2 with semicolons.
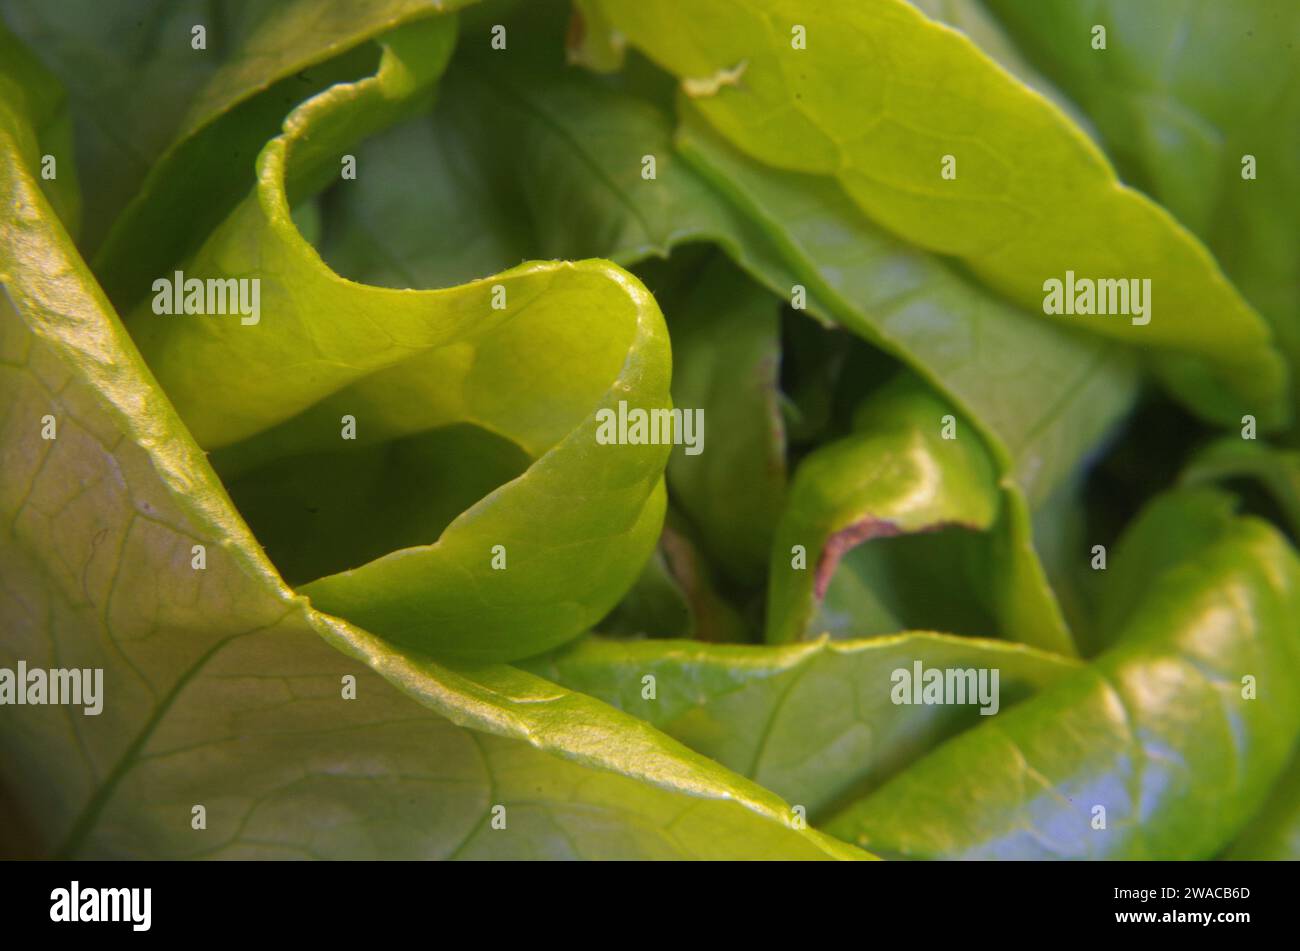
824;490;1300;859
1181;438;1300;538
526;632;1078;821
109;16;671;662
5;0;221;250
591;0;1288;426
312;29;1133;651
321;21;1134;517
766;375;1000;644
660;256;786;585
7;0;1296;865
0;59;862;858
983;0;1300;429
908;0;1097;129
662;512;756;643
1226;752;1300;860
0;23;81;233
4;0;480;304
673;114;1126;653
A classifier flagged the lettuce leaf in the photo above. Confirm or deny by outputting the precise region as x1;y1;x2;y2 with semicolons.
984;0;1300;430
824;490;1300;859
526;632;1078;820
591;0;1288;427
0;38;862;858
766;375;1000;643
4;0;1298;864
312;27;1136;651
103;16;671;662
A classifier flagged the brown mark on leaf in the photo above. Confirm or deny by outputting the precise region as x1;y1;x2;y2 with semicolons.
565;7;625;69
660;523;745;643
565;9;587;59
813;519;902;600
813;518;977;600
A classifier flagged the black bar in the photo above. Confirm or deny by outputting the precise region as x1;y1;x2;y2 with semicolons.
0;859;1284;938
